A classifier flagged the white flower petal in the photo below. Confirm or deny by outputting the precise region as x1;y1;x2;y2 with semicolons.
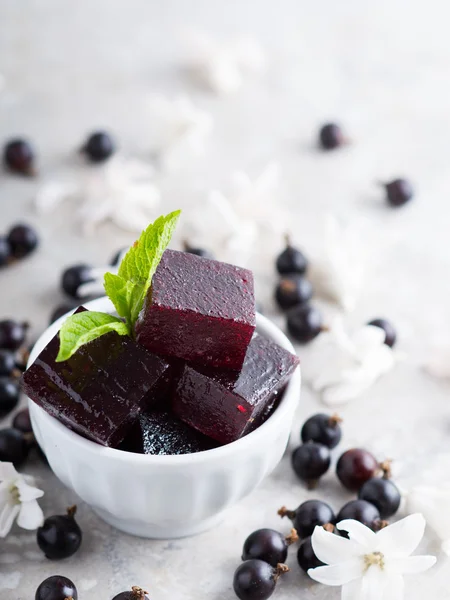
337;519;377;547
361;566;386;600
381;573;404;600
311;525;362;565
308;559;362;586
375;514;426;556
0;463;19;482
342;579;364;600
0;503;20;538
15;479;44;503
387;555;436;574
17;500;44;531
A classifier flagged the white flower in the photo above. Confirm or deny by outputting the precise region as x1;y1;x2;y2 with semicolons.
309;215;365;312
183;30;265;94
406;485;450;556
0;463;44;538
35;156;161;235
305;318;396;405
148;94;213;170
309;514;436;600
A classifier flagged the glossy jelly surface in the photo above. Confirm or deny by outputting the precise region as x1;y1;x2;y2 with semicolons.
135;250;256;370
22;313;172;447
172;334;300;444
120;410;219;455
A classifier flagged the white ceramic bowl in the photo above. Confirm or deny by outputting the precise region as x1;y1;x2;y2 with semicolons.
27;297;301;539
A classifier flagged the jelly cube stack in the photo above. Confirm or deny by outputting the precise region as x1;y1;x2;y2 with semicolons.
23;250;299;454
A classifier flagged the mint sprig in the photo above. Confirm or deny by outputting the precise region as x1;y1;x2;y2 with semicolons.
56;210;181;362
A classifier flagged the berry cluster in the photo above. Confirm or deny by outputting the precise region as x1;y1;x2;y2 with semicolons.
0;223;39;268
0;320;30;420
35;576;149;600
274;237;323;344
233;529;296;599
277;412;401;575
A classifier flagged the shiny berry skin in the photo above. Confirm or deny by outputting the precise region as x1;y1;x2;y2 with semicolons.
112;587;150;600
337;499;380;528
0;350;16;376
276;242;308;275
287;305;323;343
0;237;11;267
319;123;345;150
7;224;39;258
242;528;298;567
336;449;378;492
13;407;33;434
359;477;401;519
61;264;94;298
233;560;288;600
0;428;29;466
297;536;324;573
384;178;413;207
279;500;335;538
291;443;331;485
37;506;82;560
367;318;396;348
0;378;20;417
275;276;313;310
0;319;28;350
35;575;78;600
82;131;115;162
50;303;78;325
301;413;342;449
3;139;35;175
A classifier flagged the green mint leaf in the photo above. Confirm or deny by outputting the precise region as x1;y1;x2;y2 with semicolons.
103;272;134;326
56;311;130;362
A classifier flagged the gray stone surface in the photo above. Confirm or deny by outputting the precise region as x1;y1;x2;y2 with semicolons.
1;0;450;598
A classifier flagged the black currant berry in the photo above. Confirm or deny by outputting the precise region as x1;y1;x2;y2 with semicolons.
276;237;308;276
112;587;150;600
337;499;380;529
35;575;78;600
0;349;17;376
336;449;378;492
242;528;298;567
7;224;39;259
13;407;33;434
319;123;346;150
0;319;28;350
0;378;20;418
368;318;396;348
0;428;29;466
275;276;313;310
0;237;11;267
3;138;36;176
383;178;413;207
291;443;331;487
110;247;128;267
37;505;82;560
297;536;325;573
50;303;78;325
287;305;323;343
233;560;289;600
61;264;94;298
183;241;214;259
301;413;342;449
359;473;401;519
82;131;115;163
278;499;335;538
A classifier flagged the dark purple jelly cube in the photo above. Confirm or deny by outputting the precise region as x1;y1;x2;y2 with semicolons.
135;249;256;370
172;334;300;445
22;312;172;447
120;410;219;455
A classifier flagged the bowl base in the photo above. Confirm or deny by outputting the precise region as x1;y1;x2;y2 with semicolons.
92;507;227;539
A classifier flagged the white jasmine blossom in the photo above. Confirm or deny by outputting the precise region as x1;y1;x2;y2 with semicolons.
309;514;436;600
406;485;450;555
0;463;44;538
148;94;213;170
309;215;365;312
305;318;396;405
183;30;265;94
35;156;161;235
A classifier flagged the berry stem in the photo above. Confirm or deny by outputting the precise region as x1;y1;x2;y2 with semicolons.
379;459;393;479
66;505;77;518
373;519;389;531
285;528;299;545
278;506;296;520
307;478;319;490
323;523;335;533
284;233;292;247
131;587;148;599
273;563;289;582
328;413;343;428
